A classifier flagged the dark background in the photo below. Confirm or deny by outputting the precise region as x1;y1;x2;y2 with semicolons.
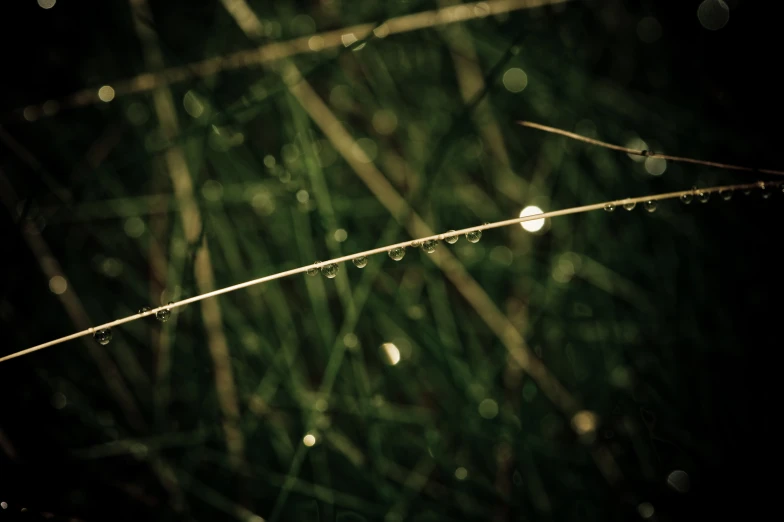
1;1;780;521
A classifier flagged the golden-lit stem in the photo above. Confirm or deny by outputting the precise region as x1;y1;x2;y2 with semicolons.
517;121;784;176
16;0;571;120
1;179;777;364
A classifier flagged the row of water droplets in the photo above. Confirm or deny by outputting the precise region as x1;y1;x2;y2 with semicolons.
603;182;779;214
93;303;174;346
90;181;781;346
306;228;483;279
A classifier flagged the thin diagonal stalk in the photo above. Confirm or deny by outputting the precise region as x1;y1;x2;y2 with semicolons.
518;120;784;176
2;179;779;364
129;0;246;470
14;0;572;120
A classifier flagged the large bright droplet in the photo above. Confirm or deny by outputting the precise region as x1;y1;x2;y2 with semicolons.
381;342;400;365
352;256;368;268
519;206;545;232
444;231;459;244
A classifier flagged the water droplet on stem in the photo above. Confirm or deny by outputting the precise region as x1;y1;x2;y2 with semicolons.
156;304;172;322
465;230;482;243
94;328;112;346
604;203;615;212
681;187;695;204
644;200;657;212
444;231;458;244
353;256;368;268
421;239;437;253
388;247;405;261
321;263;339;278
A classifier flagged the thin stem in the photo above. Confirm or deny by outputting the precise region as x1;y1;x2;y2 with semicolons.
517;121;784;177
2;180;779;363
14;0;571;121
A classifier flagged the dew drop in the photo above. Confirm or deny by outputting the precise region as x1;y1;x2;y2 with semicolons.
666;470;691;493
138;306;152;314
156;304;171;322
680;192;693;204
638;502;655;519
604;203;615;212
644;200;657;213
720;190;732;201
94;328;112;346
698;190;710;203
421;239;438;254
388;247;405;261
307;262;320;276
743;188;752;195
465;230;482;243
353;256;368;268
444;231;459;244
321;262;339;278
411;240;421;247
761;183;772;199
623;201;636;211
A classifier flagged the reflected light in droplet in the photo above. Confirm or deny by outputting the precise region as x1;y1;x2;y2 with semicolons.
333;228;348;242
183;91;204;118
23;106;39;122
571;410;598;435
502;68;528;93
372;109;398;135
343;333;358;348
519;206;545;232
98;85;115;102
698;0;729;31
638;502;655;519
644;156;667;176
381;342;401;365
478;398;499;419
48;275;67;295
666;469;691;493
626;138;648;162
303;433;316;447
